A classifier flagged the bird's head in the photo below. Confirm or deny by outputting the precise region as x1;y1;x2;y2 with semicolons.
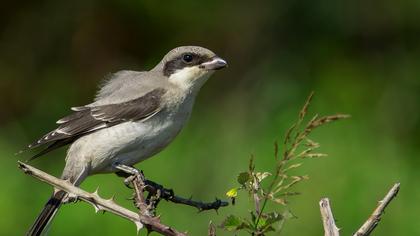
153;46;227;91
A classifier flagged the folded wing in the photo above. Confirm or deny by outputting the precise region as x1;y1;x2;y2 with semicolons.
27;88;166;160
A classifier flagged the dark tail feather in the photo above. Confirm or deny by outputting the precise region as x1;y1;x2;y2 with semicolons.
28;139;76;161
27;191;67;236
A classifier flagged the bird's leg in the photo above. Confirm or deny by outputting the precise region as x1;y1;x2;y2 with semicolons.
113;162;142;188
61;166;89;203
112;163;160;213
115;170;135;188
113;162;140;175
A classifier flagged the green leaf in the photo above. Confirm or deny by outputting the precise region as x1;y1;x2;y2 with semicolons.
221;215;242;231
260;211;291;233
265;212;283;225
226;188;238;198
256;217;267;228
221;215;250;231
237;172;251;186
255;212;284;233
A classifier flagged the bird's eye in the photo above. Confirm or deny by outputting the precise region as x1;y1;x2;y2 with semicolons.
182;54;194;63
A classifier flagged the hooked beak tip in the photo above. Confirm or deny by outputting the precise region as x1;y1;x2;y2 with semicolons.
200;56;228;70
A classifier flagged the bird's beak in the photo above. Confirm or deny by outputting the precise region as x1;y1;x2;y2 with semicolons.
200;56;228;70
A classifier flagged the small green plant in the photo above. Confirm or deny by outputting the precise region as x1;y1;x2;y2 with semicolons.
221;92;349;235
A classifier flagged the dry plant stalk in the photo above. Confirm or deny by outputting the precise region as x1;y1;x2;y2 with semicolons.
319;198;340;236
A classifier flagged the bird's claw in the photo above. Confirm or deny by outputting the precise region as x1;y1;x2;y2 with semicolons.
62;193;79;204
124;176;136;189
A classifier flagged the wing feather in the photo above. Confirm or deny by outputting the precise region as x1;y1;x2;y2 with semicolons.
27;88;166;158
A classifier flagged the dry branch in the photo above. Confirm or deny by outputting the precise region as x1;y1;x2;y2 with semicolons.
319;198;340;236
353;183;400;236
18;161;186;236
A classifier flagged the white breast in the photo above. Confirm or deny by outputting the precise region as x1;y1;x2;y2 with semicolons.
65;100;193;175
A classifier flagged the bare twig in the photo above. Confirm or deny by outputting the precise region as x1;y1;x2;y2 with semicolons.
18;161;186;236
319;198;340;236
353;183;400;236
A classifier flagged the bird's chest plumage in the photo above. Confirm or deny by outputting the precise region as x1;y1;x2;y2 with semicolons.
82;99;193;174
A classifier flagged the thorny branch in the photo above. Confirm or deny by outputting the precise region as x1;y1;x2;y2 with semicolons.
18;161;183;235
142;178;228;212
18;161;228;235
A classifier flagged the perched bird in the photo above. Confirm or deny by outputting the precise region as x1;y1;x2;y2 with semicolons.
26;46;227;235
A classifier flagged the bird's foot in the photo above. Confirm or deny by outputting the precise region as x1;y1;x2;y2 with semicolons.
124;176;136;189
62;193;79;204
113;162;142;188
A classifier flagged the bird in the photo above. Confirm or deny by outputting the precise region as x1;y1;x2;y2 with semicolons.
25;46;227;235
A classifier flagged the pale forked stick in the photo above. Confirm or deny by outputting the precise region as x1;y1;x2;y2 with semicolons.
319;198;340;236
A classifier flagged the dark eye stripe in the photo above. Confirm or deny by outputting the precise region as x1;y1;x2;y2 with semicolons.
163;53;210;77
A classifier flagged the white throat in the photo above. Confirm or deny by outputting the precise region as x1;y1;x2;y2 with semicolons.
168;66;213;92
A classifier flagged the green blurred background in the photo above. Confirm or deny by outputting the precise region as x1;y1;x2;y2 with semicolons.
1;0;419;235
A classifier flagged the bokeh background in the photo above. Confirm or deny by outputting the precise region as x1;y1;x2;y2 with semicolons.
1;1;419;235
